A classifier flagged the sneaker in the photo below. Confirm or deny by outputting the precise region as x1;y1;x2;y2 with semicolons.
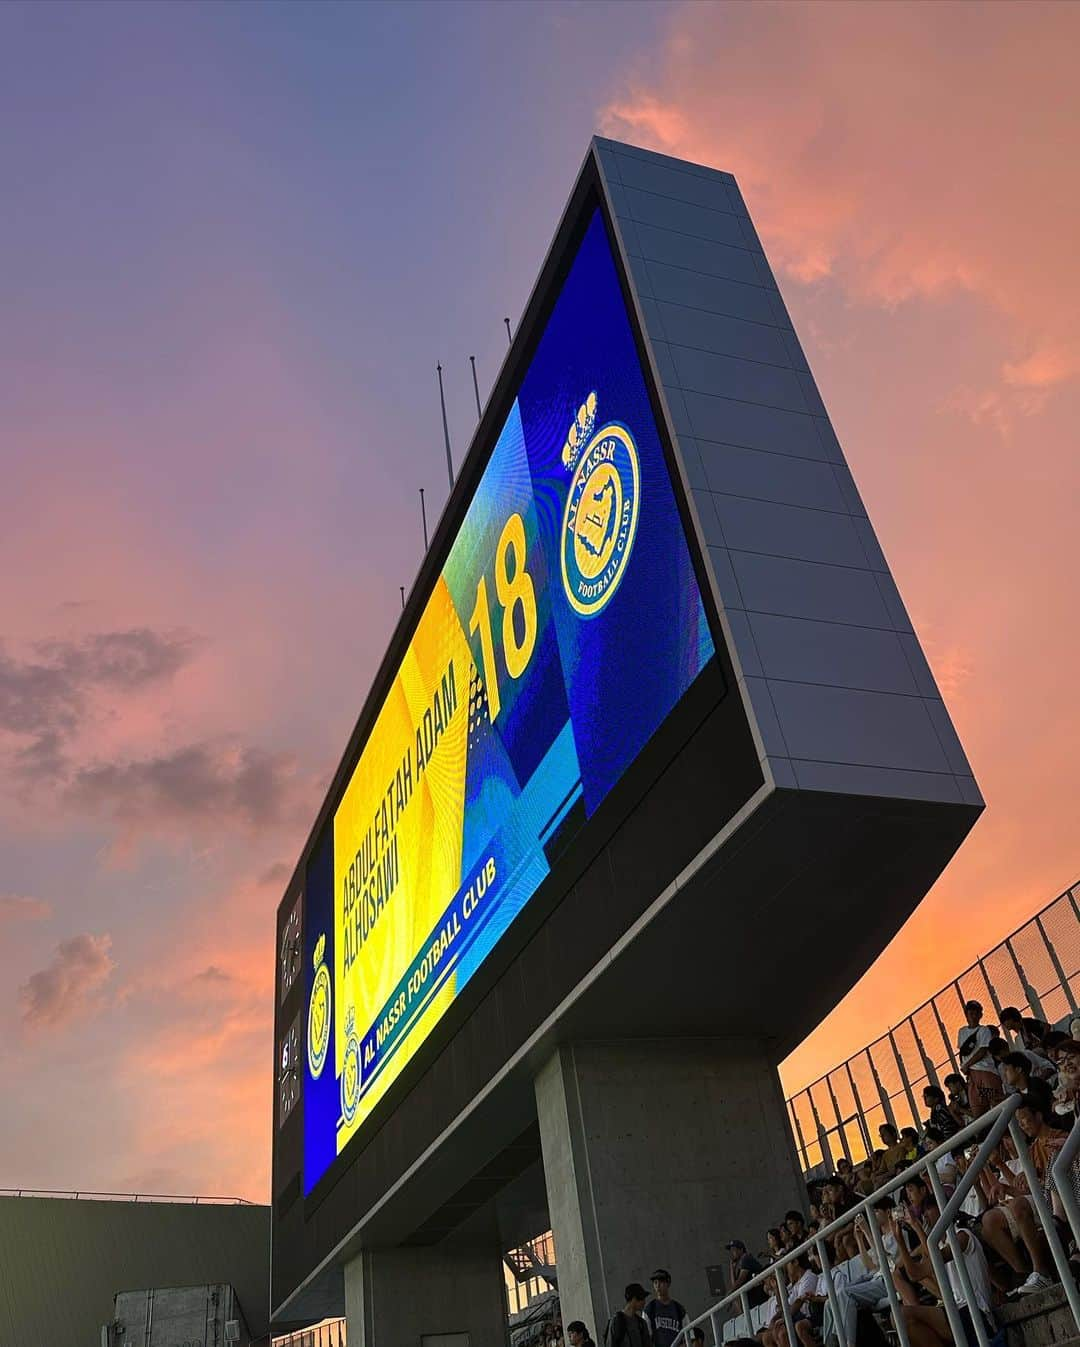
1016;1271;1056;1295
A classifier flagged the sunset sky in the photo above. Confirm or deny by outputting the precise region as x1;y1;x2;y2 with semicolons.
2;1;1077;1202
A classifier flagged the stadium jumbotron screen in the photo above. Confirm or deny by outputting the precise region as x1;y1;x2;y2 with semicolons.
302;206;715;1196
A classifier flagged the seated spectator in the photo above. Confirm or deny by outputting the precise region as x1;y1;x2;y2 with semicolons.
727;1240;766;1305
900;1127;921;1163
760;1256;817;1347
944;1073;973;1128
836;1156;855;1185
923;1084;961;1140
853;1160;877;1196
980;1095;1065;1294
766;1227;786;1260
1052;1039;1080;1124
896;1214;993;1347
784;1210;808;1250
924;1125;958;1194
819;1176;858;1260
566;1322;595;1347
878;1123;908;1172
1000;1051;1057;1119
1001;1006;1049;1051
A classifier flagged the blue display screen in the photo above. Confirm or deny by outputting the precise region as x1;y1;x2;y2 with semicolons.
301;207;715;1195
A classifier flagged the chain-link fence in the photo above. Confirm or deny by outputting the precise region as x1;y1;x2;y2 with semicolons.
785;879;1080;1174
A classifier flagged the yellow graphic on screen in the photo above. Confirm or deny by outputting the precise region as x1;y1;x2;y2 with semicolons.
333;573;473;1148
560;392;641;618
307;934;331;1080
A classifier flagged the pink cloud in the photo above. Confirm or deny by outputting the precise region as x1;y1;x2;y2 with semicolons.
0;895;52;924
600;1;1080;397
18;933;115;1029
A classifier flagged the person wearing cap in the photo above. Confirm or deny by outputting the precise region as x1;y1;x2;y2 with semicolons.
644;1269;687;1347
567;1320;596;1346
726;1240;765;1305
605;1283;651;1347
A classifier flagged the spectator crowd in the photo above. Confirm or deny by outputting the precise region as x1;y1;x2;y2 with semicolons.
715;1002;1080;1347
515;1002;1080;1347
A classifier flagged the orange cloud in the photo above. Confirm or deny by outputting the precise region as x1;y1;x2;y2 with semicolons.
600;1;1080;398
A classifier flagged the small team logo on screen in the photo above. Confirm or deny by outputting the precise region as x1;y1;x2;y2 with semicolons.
560;392;640;618
307;934;331;1080
340;1008;361;1125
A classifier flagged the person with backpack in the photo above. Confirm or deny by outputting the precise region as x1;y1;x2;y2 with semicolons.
605;1284;651;1346
644;1269;686;1347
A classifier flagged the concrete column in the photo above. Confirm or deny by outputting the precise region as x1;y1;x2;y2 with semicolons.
343;1244;507;1346
535;1038;804;1338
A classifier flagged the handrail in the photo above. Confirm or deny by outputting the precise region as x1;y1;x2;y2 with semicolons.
1051;1106;1080;1248
675;1095;1080;1347
0;1187;253;1205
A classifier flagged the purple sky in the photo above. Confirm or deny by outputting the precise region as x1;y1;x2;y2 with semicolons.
2;1;1078;1200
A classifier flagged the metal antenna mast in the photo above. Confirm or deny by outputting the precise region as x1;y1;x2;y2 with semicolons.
419;488;429;551
503;317;512;346
436;363;454;489
469;355;482;420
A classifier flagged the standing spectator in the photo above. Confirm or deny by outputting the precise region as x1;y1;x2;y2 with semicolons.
567;1322;595;1347
644;1270;686;1347
923;1085;960;1140
726;1240;765;1304
958;1001;1005;1115
605;1284;650;1346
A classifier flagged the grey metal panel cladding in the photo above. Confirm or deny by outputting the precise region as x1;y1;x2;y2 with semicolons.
595;137;981;806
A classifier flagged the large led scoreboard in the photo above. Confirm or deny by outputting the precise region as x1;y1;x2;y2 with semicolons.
273;149;765;1315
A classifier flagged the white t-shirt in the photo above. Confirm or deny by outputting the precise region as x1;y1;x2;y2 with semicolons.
947;1228;992;1314
788;1269;818;1304
958;1024;993;1067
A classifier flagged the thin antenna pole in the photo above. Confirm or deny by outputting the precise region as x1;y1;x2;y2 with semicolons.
399;586;405;610
419;488;429;551
436;363;454;489
469;355;482;420
503;317;512;346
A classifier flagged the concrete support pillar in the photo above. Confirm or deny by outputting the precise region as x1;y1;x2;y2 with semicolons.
535;1038;803;1338
343;1244;507;1346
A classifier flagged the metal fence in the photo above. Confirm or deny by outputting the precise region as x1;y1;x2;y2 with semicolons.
0;1187;251;1204
785;879;1080;1174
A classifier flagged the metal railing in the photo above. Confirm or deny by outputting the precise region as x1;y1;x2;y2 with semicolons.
272;1321;346;1347
786;880;1080;1174
0;1187;252;1204
675;1095;1080;1347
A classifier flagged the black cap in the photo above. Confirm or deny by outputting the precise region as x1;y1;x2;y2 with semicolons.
626;1282;650;1301
651;1268;672;1281
726;1240;746;1251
